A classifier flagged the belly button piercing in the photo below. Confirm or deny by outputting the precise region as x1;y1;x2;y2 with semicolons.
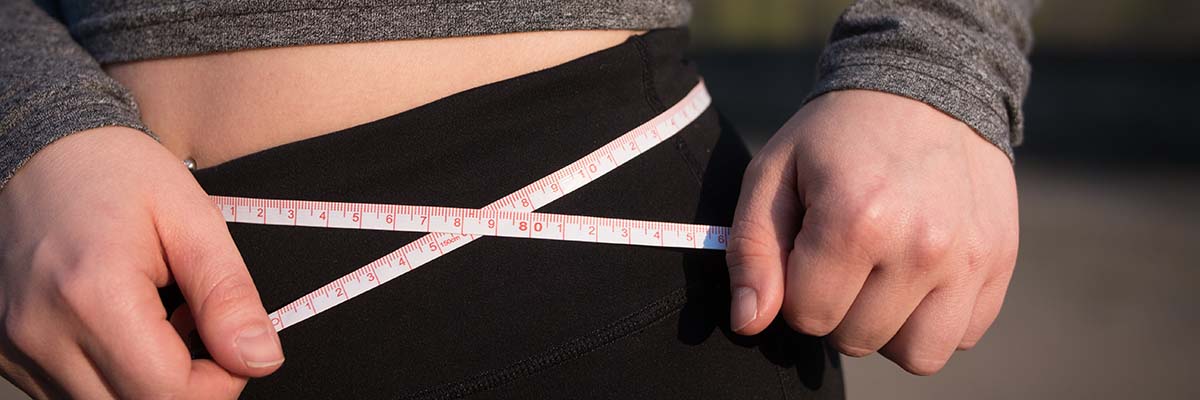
183;158;197;171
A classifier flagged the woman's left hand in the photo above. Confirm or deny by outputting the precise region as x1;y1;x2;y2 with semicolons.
726;89;1020;375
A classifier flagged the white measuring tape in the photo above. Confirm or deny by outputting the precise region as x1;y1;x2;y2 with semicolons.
213;82;724;332
213;197;729;250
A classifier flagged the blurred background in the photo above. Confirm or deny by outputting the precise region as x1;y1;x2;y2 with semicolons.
689;0;1200;399
2;1;1196;399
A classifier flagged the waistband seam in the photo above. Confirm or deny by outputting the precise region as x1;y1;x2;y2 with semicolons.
633;32;710;186
401;287;691;400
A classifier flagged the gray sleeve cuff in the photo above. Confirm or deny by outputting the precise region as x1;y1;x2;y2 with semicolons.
0;0;155;191
806;0;1038;162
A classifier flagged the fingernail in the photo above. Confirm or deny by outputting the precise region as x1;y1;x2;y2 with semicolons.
236;325;284;369
731;286;758;332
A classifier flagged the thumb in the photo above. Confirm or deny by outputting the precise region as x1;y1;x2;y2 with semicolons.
155;185;284;377
726;148;801;335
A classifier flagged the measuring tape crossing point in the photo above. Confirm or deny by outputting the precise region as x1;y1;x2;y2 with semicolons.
214;196;730;250
217;82;713;332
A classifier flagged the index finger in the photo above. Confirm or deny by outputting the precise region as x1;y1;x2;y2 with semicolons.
726;145;801;335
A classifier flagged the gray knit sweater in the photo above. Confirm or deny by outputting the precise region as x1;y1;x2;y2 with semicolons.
0;0;1036;189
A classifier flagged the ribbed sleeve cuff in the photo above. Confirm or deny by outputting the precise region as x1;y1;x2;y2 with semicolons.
806;51;1018;161
0;102;154;190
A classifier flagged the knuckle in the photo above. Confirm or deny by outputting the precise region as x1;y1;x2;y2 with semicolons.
47;260;113;318
784;312;840;337
194;198;225;221
964;243;988;276
838;197;889;248
909;223;954;266
27;237;64;270
725;234;776;267
3;312;37;353
743;153;772;179
896;355;949;376
957;328;987;351
50;266;94;309
830;338;878;355
198;274;259;320
829;335;882;358
726;218;787;269
184;202;229;234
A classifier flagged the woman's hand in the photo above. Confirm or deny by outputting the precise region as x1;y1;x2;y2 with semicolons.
727;90;1019;375
0;127;282;399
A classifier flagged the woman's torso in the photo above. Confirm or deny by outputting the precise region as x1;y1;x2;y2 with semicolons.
105;30;642;167
179;29;843;398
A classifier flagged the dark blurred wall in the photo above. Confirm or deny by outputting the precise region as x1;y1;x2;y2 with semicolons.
691;0;1200;54
1032;0;1200;54
688;0;1200;167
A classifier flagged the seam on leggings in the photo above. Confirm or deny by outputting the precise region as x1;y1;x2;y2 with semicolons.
633;35;667;114
400;287;691;400
775;360;791;400
672;127;707;185
633;33;707;185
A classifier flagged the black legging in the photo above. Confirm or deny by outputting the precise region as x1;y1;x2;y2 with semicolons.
176;29;843;399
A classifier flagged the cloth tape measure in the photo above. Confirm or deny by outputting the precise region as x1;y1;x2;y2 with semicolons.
210;82;726;332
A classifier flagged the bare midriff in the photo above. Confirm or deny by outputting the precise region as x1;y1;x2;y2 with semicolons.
105;30;644;168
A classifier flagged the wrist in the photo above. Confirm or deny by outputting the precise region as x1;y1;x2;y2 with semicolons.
805;89;1012;160
3;126;169;197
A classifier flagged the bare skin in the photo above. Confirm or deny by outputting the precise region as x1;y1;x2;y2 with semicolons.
0;30;1019;399
105;30;644;168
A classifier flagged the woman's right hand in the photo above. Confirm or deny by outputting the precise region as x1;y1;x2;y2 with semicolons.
0;127;283;399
